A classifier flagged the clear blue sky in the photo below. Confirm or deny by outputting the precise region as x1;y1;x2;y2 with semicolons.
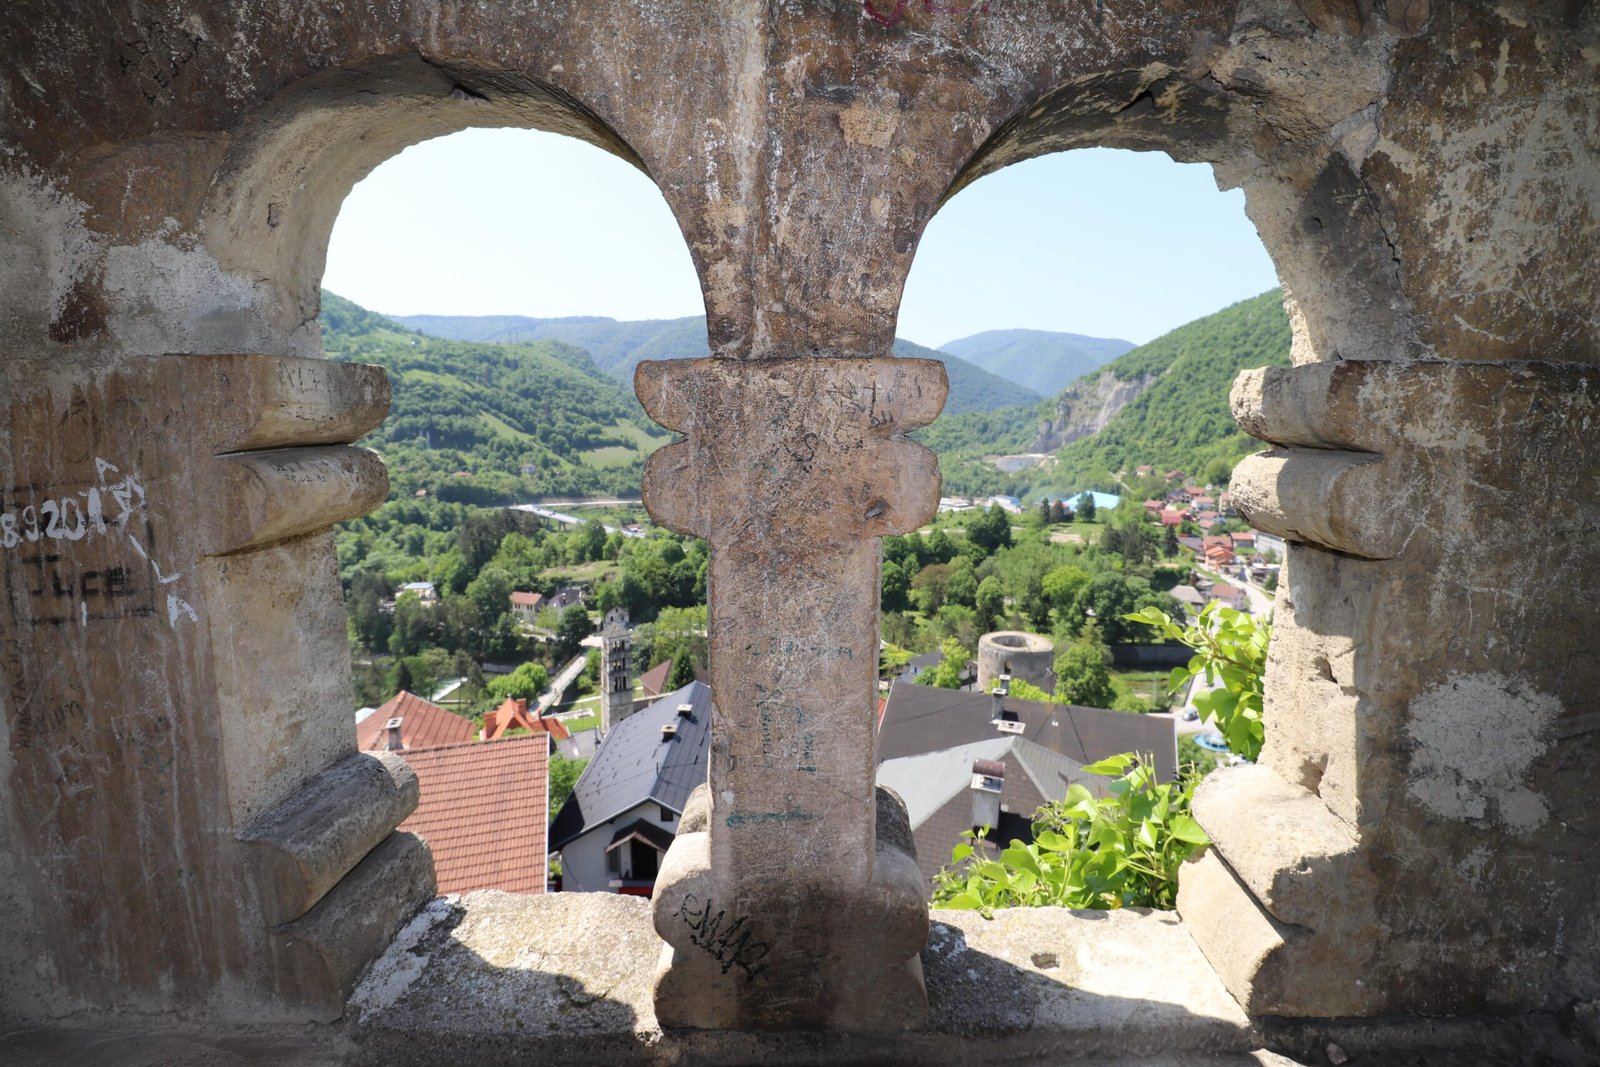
323;128;1279;349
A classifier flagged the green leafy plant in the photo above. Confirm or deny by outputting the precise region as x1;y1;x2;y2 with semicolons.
1125;601;1269;761
931;753;1208;913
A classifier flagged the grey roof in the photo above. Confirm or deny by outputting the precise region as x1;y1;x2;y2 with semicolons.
877;681;1177;783
875;735;1115;830
548;681;712;850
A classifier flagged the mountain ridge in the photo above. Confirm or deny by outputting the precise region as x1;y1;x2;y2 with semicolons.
390;311;1042;415
937;328;1135;396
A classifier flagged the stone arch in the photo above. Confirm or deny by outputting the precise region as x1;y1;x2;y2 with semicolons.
908;24;1419;367
197;54;689;358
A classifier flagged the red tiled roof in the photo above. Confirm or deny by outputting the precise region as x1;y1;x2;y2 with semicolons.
357;691;475;753
637;659;673;698
483;697;571;742
1158;510;1186;526
509;591;543;608
398;735;548;896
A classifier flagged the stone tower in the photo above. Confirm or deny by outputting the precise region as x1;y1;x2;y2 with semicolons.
599;606;633;733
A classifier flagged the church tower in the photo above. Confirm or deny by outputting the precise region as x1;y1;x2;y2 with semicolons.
599;606;633;733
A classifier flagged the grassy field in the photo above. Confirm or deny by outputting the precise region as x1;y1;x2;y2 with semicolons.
478;411;535;443
1112;668;1175;707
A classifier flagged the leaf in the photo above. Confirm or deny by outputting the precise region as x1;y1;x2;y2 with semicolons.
1083;753;1134;777
1167;815;1211;845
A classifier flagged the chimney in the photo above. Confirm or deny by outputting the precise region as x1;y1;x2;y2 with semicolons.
676;702;694;720
384;717;405;752
971;758;1005;834
990;674;1010;720
661;722;679;742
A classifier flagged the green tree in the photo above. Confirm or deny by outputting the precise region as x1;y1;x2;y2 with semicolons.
968;504;1013;556
913;638;968;689
554;604;595;661
1053;631;1116;708
910;562;953;614
945;555;979;608
549;756;589;814
667;649;697;690
1077;492;1097;522
881;558;911;613
1126;601;1270;762
486;661;550;703
974;576;1005;634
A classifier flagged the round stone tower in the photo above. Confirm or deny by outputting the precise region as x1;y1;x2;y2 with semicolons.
976;631;1055;694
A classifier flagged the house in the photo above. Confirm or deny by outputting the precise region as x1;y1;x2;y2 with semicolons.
1191;494;1216;510
396;580;437;603
1208;582;1246;611
356;690;475;753
1142;498;1164;515
1231;531;1256;552
1254;530;1287;559
636;659;674;699
876;682;1177;882
548;681;713;895
1177;535;1205;557
1170;584;1206;617
1202;535;1236;566
1135;464;1154;478
1217;490;1236;517
481;696;571;744
1158;508;1187;527
509;590;543;623
548;586;584;612
1164;470;1185;482
937;496;977;512
397;734;549;896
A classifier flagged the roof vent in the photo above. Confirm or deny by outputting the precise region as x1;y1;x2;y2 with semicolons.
995;717;1025;735
661;723;678;741
384;717;405;752
676;703;694;719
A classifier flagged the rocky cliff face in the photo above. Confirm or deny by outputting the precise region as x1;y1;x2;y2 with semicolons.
1029;371;1156;453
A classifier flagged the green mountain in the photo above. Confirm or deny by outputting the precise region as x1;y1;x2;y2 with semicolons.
390;312;1040;415
928;290;1293;499
938;328;1134;396
320;290;670;502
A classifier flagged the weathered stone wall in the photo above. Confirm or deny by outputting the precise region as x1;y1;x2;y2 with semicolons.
1;0;1596;1030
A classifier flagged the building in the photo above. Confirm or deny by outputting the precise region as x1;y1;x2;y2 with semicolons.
636;658;673;699
356;690;475;753
876;682;1177;881
481;696;571;745
548;682;713;895
396;580;437;603
509;590;543;623
598;606;634;733
975;631;1054;693
397;735;549;896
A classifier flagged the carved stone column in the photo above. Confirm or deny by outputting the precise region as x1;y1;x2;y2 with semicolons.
0;354;433;1021
1179;360;1600;1017
638;355;945;1030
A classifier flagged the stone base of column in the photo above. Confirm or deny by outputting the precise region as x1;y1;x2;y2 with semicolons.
651;786;929;1031
1177;765;1377;1017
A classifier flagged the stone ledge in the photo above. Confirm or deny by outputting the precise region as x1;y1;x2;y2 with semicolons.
3;893;1591;1066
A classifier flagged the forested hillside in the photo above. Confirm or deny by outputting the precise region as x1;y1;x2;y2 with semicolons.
393;311;1041;415
929;290;1293;498
938;329;1133;396
321;290;670;503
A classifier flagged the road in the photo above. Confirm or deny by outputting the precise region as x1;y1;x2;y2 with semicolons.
509;503;646;538
536;653;591;714
1196;564;1277;619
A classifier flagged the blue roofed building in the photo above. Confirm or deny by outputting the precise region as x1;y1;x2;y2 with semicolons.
548;681;713;895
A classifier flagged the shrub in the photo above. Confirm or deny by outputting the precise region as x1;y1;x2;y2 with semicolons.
931;753;1208;913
